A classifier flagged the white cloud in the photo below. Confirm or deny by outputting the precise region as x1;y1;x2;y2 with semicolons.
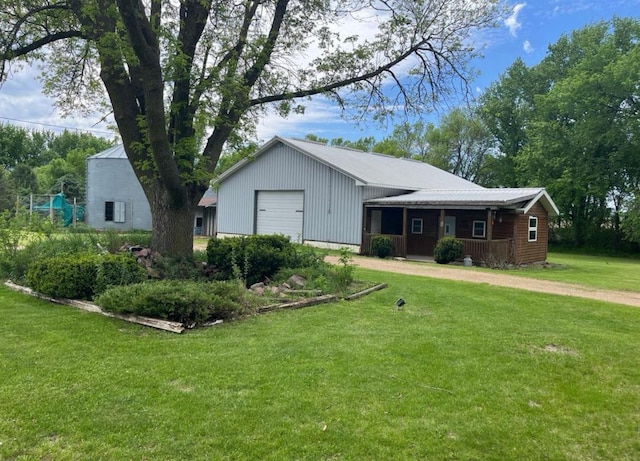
0;66;114;137
255;97;387;143
523;40;534;53
505;3;526;37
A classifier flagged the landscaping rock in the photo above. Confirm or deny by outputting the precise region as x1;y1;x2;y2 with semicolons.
288;274;307;288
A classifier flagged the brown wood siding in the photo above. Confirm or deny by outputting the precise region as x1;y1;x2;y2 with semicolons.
493;213;516;239
406;210;439;255
514;203;549;264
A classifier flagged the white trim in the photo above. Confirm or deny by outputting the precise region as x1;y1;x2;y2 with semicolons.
528;216;538;242
411;218;423;234
472;220;486;238
522;190;560;217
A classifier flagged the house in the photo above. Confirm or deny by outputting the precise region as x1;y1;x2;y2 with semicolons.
364;188;559;265
216;136;559;264
86;144;216;234
195;188;217;236
86;144;153;230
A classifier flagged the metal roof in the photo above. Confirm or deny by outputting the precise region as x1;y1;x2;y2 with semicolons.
218;136;484;191
197;188;217;208
88;144;127;159
366;188;559;216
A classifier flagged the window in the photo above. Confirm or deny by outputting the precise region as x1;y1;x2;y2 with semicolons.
472;220;486;238
105;201;126;223
528;216;538;242
411;218;423;234
104;201;114;221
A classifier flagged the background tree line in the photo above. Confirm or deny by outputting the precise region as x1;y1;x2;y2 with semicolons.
0;124;113;210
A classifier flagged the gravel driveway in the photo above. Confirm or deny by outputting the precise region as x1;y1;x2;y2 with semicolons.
326;255;640;308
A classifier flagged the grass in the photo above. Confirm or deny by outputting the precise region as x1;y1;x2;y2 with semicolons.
506;251;640;292
1;267;639;460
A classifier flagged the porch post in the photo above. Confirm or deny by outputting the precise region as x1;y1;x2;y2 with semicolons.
402;207;408;256
438;209;445;240
486;209;493;241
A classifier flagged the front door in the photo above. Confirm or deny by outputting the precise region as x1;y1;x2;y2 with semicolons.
444;216;456;237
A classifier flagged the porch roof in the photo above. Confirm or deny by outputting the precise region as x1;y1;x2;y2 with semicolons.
365;188;559;216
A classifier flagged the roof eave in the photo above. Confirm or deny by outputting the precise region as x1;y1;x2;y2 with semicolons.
522;190;560;217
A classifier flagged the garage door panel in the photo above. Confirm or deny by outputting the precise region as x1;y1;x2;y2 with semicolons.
256;191;304;242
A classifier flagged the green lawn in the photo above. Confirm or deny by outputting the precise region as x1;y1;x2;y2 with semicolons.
1;268;639;460
507;251;640;292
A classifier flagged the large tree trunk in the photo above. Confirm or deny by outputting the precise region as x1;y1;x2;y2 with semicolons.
149;193;198;258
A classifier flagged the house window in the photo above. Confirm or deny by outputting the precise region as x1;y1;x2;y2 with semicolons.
528;216;538;242
472;220;486;238
105;201;114;221
411;218;423;234
105;201;126;223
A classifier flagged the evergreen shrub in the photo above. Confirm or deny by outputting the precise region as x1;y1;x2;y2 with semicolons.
371;235;393;258
206;234;295;286
434;237;464;264
26;253;99;299
25;252;147;299
96;280;256;325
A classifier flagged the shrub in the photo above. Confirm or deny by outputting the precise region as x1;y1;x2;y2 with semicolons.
96;280;257;325
371;235;393;258
284;243;327;269
151;255;206;281
95;253;147;295
25;252;147;299
433;237;464;264
206;234;295;286
26;253;99;299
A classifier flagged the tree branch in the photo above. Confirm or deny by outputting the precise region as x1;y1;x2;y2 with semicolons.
2;30;82;60
248;38;440;107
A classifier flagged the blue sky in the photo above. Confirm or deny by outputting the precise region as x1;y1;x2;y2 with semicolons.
0;0;638;144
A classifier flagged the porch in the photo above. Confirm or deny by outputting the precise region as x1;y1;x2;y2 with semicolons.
360;233;514;264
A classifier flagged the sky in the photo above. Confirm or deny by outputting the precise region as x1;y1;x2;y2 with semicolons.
0;0;638;145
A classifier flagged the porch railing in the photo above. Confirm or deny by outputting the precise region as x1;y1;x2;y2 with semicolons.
361;233;406;257
458;238;514;264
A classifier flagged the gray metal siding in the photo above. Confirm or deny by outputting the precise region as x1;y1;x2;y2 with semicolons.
362;186;408;200
86;157;152;230
217;143;364;245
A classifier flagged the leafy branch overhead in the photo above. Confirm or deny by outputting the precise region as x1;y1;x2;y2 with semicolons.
0;0;505;257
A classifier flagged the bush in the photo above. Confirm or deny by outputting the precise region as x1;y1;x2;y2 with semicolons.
434;237;464;264
25;252;147;299
371;235;393;258
206;235;295;286
26;253;99;299
95;253;147;295
96;280;257;325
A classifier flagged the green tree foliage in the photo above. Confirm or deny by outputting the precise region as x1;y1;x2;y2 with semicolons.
10;164;38;196
0;125;113;199
0;169;16;210
378;121;431;159
214;142;260;176
0;0;505;257
0;124;50;169
425;108;496;185
480;18;640;247
330;136;377;152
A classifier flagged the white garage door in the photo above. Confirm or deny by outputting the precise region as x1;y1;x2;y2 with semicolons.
256;191;304;243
